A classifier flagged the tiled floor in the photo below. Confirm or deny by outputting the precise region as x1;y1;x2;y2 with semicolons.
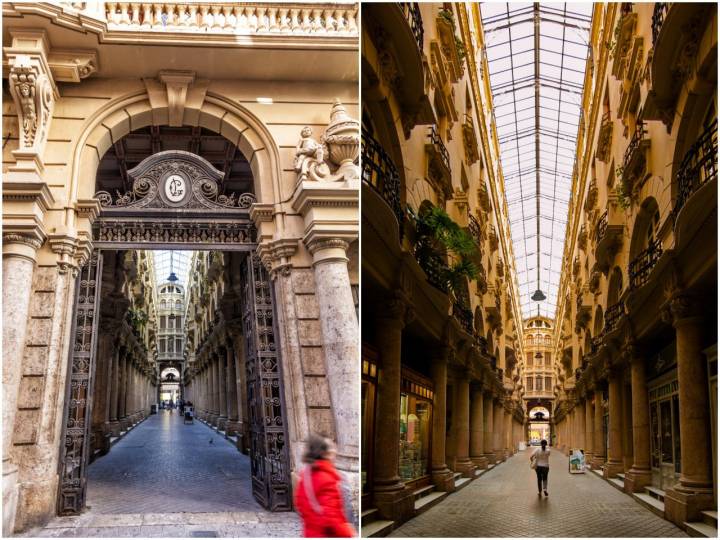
389;448;688;538
21;411;301;537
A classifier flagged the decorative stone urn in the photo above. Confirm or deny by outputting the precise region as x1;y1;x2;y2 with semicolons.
323;99;360;181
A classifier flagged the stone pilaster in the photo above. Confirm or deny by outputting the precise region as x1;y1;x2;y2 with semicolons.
470;385;488;470
430;349;454;491
663;295;715;525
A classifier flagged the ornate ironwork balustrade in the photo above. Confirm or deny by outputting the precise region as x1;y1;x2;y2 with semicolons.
673;118;718;221
413;243;449;293
604;301;625;333
595;210;608;243
428;125;451;174
361;128;404;237
467;214;481;247
623;120;647;173
452;300;473;335
651;3;669;48
399;2;424;53
629;237;663;290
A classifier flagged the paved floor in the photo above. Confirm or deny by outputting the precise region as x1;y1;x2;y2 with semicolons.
389;448;688;538
21;410;301;537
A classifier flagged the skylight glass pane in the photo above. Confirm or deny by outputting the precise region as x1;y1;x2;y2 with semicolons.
153;250;192;290
481;2;592;319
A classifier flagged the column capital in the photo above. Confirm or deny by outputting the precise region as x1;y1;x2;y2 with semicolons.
662;293;702;327
2;232;43;263
306;237;350;266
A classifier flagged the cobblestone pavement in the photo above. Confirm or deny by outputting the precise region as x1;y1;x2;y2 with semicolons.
389;448;688;538
21;410;301;537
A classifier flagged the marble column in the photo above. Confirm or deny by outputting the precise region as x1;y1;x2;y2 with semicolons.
118;353;128;429
308;239;359;472
225;345;240;435
592;388;606;469
624;352;652;493
482;393;495;464
470;386;488;469
664;296;714;524
2;233;41;537
604;369;624;478
430;351;454;491
372;297;413;522
585;393;594;463
576;399;586;451
493;400;505;463
217;349;228;431
453;376;474;476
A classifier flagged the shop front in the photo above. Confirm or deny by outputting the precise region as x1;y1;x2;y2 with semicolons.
398;368;434;490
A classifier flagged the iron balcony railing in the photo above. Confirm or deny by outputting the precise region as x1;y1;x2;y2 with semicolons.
590;334;604;355
399;2;424;54
623;121;647;173
595;210;608;243
467;214;481;247
604;301;625;333
413;243;449;293
651;3;669;48
629;237;663;290
452;300;473;335
674;118;718;221
428;125;451;175
362;128;404;236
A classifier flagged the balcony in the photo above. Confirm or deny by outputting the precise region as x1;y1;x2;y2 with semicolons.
435;9;464;82
467;214;482;247
594;208;624;273
425;125;453;198
477;182;491;212
462;113;480;164
362;128;404;237
620;121;650;192
452;300;473;335
584;177;598;213
611;7;637;79
488;224;498;252
629;237;663;290
673;119;717;224
596;111;613;163
646;3;716;127
604;301;625;334
414;244;449;293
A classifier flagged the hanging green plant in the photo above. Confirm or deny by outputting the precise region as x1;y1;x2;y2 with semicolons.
438;8;455;26
455;36;467;62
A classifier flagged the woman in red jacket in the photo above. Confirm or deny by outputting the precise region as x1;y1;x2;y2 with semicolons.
295;434;356;538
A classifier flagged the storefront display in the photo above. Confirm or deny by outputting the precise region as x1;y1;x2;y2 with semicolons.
398;371;433;483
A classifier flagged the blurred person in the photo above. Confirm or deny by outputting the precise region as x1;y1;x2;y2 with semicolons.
530;439;551;496
295;434;355;537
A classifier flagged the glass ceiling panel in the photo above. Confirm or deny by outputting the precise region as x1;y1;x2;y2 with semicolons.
481;2;592;319
153;250;192;290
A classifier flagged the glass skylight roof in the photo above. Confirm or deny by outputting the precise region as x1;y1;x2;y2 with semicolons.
480;3;592;318
153;250;192;289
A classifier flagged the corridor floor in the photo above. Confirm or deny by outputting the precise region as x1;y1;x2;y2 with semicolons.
389;448;688;538
22;410;301;537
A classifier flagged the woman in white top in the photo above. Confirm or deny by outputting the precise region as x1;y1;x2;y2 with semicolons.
531;439;551;496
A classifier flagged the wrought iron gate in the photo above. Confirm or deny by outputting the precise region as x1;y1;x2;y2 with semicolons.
241;253;292;510
58;250;103;514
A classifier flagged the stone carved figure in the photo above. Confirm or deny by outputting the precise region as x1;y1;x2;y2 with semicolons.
9;64;54;151
293;100;360;183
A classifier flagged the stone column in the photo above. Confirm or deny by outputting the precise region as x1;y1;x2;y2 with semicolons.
453;375;474;476
585;393;594;464
664;295;715;525
108;348;121;435
430;350;454;491
225;345;240;436
576;399;586;452
217;349;228;431
210;355;219;425
372;296;413;522
592;388;606;469
2;233;42;536
604;368;624;478
482;393;495;464
504;406;512;455
624;350;652;493
307;239;359;473
470;386;488;469
118;352;128;429
493;399;505;463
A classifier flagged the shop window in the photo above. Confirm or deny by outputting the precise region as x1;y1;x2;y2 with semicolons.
398;373;433;483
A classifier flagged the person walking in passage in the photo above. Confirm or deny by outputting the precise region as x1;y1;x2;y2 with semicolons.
531;439;551;497
295;434;355;537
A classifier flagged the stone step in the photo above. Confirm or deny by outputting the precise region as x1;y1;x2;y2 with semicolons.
454;477;471;490
632;492;665;518
361;507;379;522
701;511;717;528
608;477;625;491
412;485;434;499
616;472;626;480
684;521;718;538
487;463;495;469
361;519;394;538
453;472;462;480
644;486;666;502
414;491;446;515
591;468;604;478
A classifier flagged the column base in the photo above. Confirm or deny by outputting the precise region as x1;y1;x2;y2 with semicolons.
603;459;624;478
217;416;228;432
494;451;505;463
225;420;241;436
373;484;414;523
208;413;219;427
119;417;130;432
482;453;497;465
454;458;476;478
91;427;111;460
431;468;455;492
664;484;715;526
3;461;19;536
623;467;652;493
591;456;606;470
471;456;488;470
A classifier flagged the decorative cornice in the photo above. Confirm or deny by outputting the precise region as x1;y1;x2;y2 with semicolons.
306;237;349;255
3;232;43;250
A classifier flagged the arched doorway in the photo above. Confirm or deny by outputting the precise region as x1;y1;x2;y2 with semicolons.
57;146;291;515
527;405;552;445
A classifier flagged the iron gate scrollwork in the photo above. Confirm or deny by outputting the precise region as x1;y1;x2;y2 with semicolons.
57;250;103;515
241;254;292;511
